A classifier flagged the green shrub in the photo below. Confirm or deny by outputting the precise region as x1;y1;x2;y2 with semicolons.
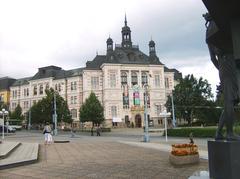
166;127;218;138
77;127;111;132
166;126;240;138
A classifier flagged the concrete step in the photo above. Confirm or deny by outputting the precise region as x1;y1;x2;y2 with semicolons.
0;142;39;170
0;141;21;159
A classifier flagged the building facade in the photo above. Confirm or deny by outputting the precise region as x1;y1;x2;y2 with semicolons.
9;17;181;128
0;77;16;106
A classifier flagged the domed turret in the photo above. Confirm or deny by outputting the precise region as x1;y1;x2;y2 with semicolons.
106;36;113;52
121;14;132;48
149;39;156;56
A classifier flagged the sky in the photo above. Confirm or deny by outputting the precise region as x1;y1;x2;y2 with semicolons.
0;0;219;96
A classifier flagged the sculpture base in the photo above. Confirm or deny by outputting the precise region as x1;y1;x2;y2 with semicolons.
208;140;240;179
169;153;199;165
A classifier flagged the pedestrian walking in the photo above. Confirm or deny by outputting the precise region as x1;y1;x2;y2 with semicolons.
43;122;52;144
96;125;101;136
91;126;94;136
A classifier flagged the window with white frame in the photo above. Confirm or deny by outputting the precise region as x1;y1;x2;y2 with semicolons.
71;81;77;91
23;101;29;109
121;72;128;85
141;72;148;86
12;102;17;110
156;105;162;116
12;90;18;99
71;109;77;118
111;106;117;117
0;94;3;102
39;85;43;95
70;96;77;104
91;77;99;89
165;77;169;89
46;83;49;90
58;84;61;92
33;86;37;95
155;74;160;87
74;96;77;104
131;72;138;86
110;73;116;88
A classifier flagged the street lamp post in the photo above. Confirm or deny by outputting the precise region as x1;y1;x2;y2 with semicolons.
53;92;57;135
0;108;9;140
171;94;176;128
159;110;171;142
143;84;150;142
28;101;31;130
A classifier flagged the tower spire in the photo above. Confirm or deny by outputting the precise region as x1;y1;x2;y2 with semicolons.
121;14;132;48
124;13;127;26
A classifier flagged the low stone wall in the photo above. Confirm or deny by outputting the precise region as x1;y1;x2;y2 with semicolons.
169;153;199;165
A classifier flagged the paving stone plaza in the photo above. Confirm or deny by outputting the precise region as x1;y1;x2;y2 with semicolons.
0;129;209;179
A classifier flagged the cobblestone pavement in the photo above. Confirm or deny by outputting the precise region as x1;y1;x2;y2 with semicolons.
0;137;208;179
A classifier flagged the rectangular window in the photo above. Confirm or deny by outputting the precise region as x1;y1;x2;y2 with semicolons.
155;75;160;87
58;84;61;92
71;82;77;91
111;106;117;117
12;102;17;110
24;88;29;96
23;101;29;109
39;85;43;95
165;77;169;89
33;86;37;95
91;77;99;89
74;96;77;104
156;105;162;116
0;94;3;102
110;73;116;88
71;96;74;104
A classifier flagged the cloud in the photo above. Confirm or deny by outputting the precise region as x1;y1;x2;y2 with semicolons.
0;0;218;96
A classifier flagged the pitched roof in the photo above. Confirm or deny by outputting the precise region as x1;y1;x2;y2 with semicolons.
0;77;16;90
85;45;163;69
164;67;182;81
65;68;84;78
11;77;32;87
31;65;65;80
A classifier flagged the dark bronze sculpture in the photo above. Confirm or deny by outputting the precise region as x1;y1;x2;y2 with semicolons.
204;13;240;141
202;1;240;178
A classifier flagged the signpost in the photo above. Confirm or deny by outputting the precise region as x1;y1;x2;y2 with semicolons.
159;110;171;142
0;108;9;140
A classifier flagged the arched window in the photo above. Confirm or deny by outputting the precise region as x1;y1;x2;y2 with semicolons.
141;72;148;86
39;85;43;95
33;86;37;96
46;83;49;90
131;72;138;86
121;72;127;85
71;109;77;119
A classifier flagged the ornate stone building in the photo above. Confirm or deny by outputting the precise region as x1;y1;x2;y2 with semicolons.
9;17;181;128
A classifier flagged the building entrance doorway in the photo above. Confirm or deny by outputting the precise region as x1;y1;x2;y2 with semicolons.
135;114;142;128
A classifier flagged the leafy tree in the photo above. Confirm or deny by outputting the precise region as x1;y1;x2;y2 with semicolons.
10;104;24;121
30;88;72;124
0;102;9;111
79;92;104;126
166;74;215;125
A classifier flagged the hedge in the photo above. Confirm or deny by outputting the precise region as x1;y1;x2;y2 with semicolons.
76;128;111;132
166;127;219;138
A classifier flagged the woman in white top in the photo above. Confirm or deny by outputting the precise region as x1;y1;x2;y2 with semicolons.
43;122;52;144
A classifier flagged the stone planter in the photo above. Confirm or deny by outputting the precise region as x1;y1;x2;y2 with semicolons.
169;153;199;165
